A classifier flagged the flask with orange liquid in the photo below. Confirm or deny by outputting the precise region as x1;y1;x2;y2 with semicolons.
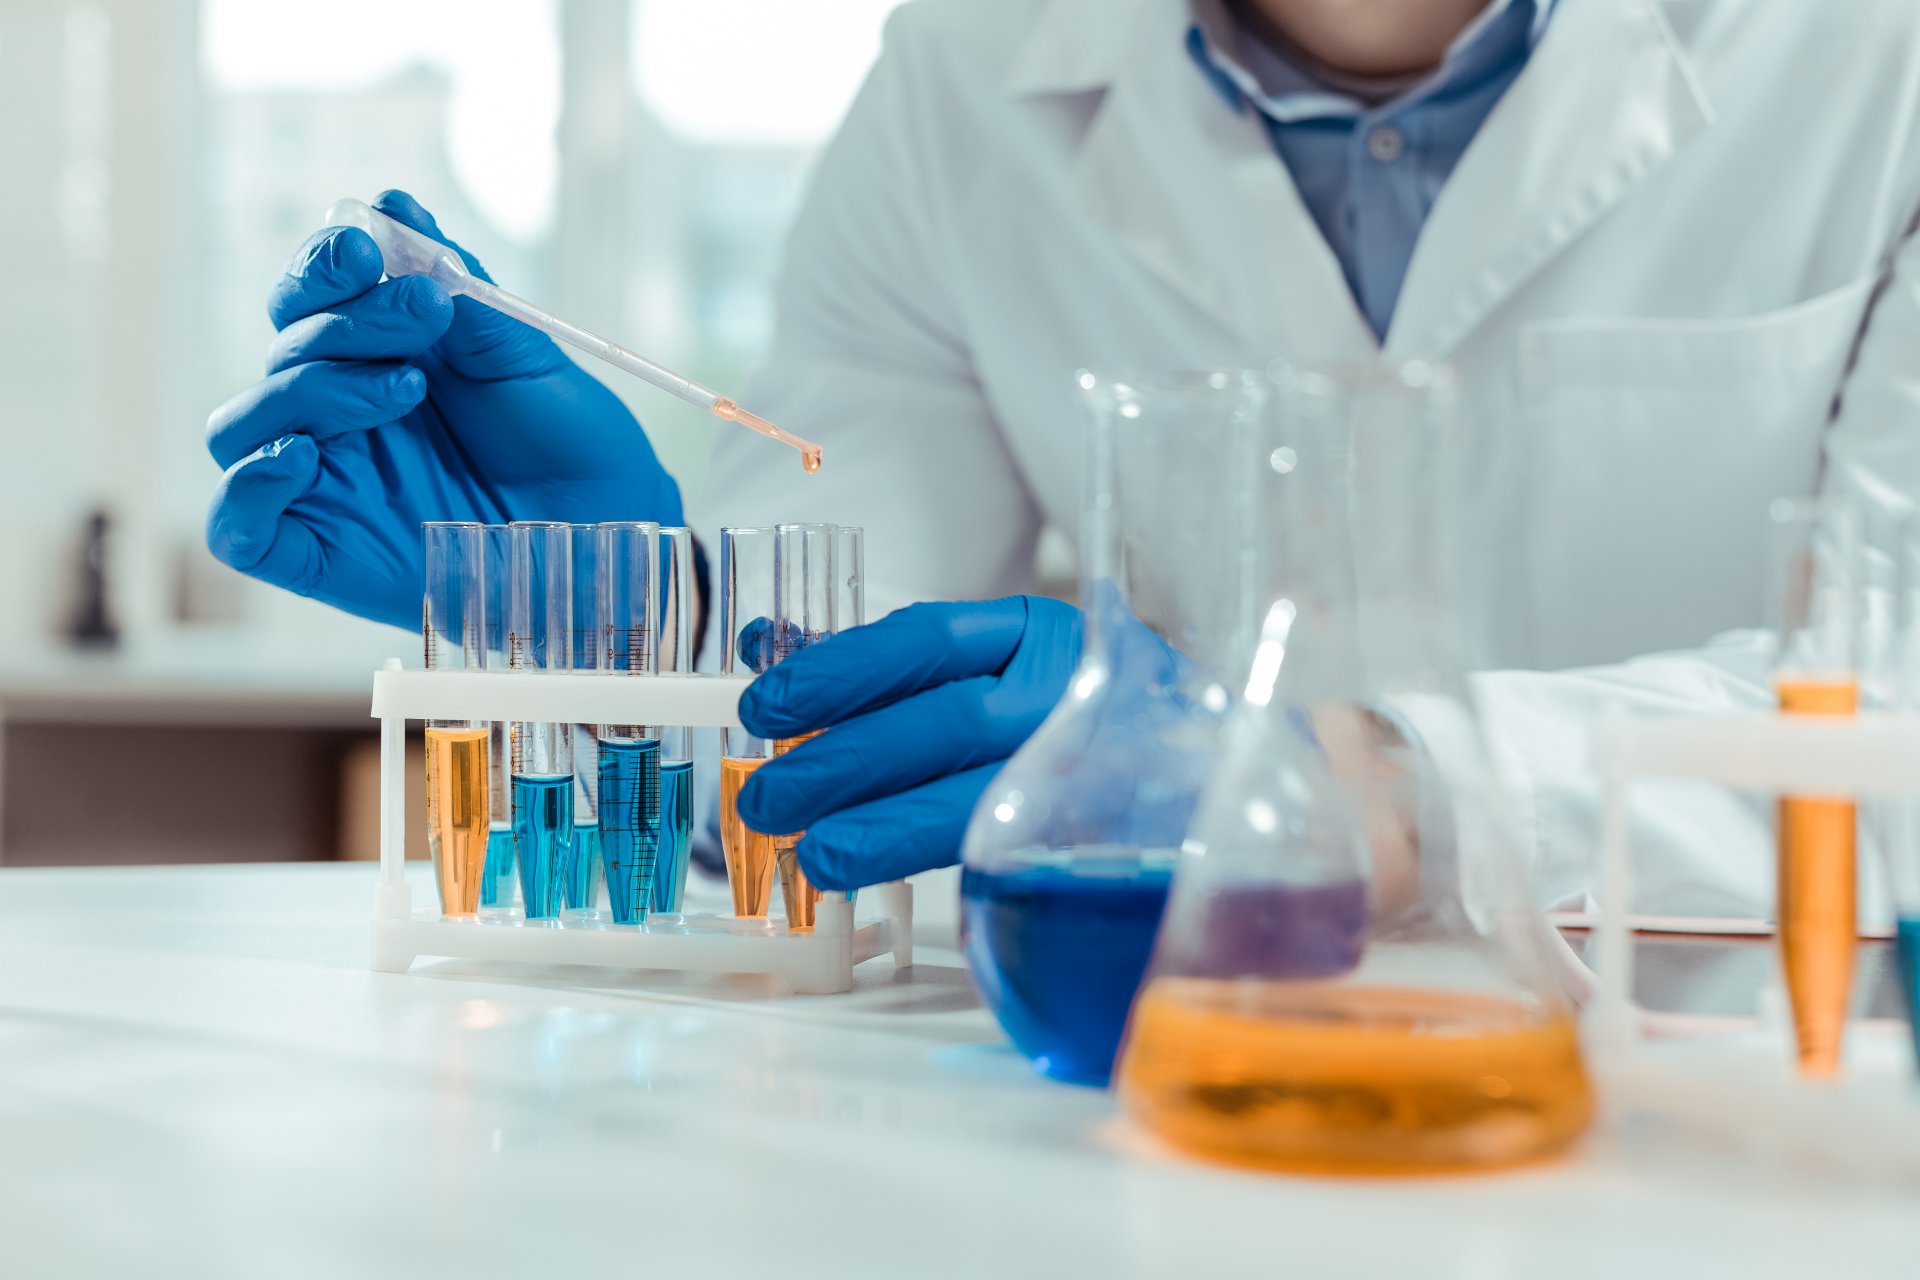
1115;363;1594;1175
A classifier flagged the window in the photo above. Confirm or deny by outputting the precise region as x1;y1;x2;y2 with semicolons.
0;0;902;652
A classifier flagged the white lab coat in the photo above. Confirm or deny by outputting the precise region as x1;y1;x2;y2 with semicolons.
695;0;1920;918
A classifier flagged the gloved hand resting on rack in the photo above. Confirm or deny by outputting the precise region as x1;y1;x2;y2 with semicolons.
204;189;682;630
735;596;1083;890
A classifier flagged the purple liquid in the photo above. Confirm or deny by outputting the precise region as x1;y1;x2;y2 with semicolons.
1158;879;1370;979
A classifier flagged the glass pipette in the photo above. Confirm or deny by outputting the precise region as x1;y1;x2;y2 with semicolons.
323;197;823;474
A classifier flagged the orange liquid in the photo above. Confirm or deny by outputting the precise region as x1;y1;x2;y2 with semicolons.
710;398;822;473
720;756;777;918
424;726;491;917
774;732;823;930
1117;981;1594;1175
1775;677;1859;1077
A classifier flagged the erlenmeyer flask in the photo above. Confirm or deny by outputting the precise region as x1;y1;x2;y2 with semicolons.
960;369;1268;1086
1116;363;1595;1173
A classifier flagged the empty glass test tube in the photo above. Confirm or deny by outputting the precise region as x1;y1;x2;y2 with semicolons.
478;524;518;912
1767;498;1861;1077
423;522;490;917
598;521;663;925
721;527;780;919
653;527;697;916
567;523;605;919
510;521;577;921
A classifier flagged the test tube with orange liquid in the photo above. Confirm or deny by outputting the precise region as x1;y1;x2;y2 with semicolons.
720;528;780;919
1767;498;1862;1078
422;523;491;917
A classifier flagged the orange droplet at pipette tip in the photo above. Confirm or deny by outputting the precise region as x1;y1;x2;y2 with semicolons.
711;398;823;473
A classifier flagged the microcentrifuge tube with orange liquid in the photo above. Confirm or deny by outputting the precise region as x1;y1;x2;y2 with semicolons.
720;755;777;918
1764;497;1863;1078
1774;675;1859;1078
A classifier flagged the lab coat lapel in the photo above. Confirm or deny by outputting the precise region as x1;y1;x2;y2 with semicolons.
1057;3;1377;363
1386;0;1712;360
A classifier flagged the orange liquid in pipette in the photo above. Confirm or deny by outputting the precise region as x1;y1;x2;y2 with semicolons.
1117;981;1593;1175
711;398;822;474
720;756;777;918
1774;676;1858;1077
773;732;824;930
424;726;491;917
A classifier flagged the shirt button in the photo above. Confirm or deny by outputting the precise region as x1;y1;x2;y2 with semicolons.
1367;125;1405;163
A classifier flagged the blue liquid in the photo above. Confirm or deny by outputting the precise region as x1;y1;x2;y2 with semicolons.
566;821;602;912
480;822;515;908
513;775;574;920
599;738;661;924
1897;916;1920;1072
960;859;1173;1087
651;760;695;914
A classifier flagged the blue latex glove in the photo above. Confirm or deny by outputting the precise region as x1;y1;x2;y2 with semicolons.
204;189;683;629
735;597;1084;890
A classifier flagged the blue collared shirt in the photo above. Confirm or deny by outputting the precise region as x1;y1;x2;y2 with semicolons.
1189;1;1552;340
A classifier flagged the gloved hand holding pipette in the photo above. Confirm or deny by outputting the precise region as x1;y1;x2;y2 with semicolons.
204;189;684;629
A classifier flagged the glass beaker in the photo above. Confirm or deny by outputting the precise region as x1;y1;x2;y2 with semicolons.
1766;498;1861;1077
1115;363;1594;1174
960;369;1269;1086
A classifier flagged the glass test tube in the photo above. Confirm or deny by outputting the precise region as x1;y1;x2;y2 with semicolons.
827;526;865;907
510;521;577;921
423;522;490;917
653;527;697;916
721;527;780;919
598;521;662;925
1880;524;1920;1073
1766;498;1861;1077
567;524;605;919
478;525;518;912
771;524;836;929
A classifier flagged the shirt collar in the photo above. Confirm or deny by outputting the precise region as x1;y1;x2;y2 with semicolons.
1188;0;1553;122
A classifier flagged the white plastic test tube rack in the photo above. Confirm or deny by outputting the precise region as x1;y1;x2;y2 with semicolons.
367;660;913;994
1588;711;1920;1174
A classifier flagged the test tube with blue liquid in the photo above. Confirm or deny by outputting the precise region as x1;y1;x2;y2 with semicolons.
1876;522;1920;1072
479;524;518;912
598;521;662;925
510;521;576;920
422;522;489;917
652;527;697;916
566;523;605;920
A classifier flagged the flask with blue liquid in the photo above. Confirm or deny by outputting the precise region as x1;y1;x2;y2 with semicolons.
959;368;1271;1086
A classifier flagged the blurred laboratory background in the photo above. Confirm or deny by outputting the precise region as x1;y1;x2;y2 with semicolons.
0;0;901;867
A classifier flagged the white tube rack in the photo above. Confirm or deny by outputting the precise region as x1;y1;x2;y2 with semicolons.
1589;712;1920;1173
366;660;913;994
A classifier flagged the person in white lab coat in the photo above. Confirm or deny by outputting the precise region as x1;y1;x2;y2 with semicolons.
206;0;1920;916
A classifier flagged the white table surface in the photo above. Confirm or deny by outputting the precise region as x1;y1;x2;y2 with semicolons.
1;863;1914;1280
